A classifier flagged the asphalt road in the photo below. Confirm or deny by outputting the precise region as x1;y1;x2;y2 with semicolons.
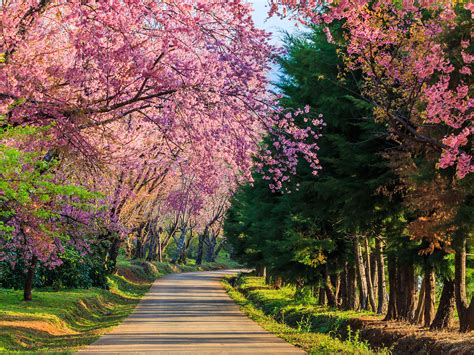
79;270;305;354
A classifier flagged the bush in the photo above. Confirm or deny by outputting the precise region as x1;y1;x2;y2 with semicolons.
0;246;109;290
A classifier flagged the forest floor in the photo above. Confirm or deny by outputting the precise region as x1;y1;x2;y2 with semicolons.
0;257;238;353
224;274;474;354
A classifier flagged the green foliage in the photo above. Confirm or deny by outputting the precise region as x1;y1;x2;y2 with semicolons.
0;126;102;243
225;23;399;285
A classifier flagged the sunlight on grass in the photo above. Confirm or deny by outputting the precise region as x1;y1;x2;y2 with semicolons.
222;275;388;354
0;258;238;353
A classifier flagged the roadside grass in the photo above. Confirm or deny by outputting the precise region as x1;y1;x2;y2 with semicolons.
238;276;376;334
222;275;387;354
0;257;239;353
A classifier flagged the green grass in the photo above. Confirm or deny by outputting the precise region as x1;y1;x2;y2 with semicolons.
236;276;375;333
0;276;148;353
0;257;239;353
223;274;386;354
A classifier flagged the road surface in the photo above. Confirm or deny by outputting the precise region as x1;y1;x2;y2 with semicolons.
79;270;305;354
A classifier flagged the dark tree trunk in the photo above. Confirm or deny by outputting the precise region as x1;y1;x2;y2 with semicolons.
430;279;455;330
196;233;206;265
331;272;341;304
397;261;416;322
340;263;349;309
348;263;358;310
265;272;272;285
375;238;386;314
23;256;37;301
256;264;266;278
364;237;377;312
354;237;369;310
455;234;474;332
172;227;187;264
108;236;121;272
385;254;398;321
146;225;158;261
424;264;436;328
319;284;326;306
134;226;148;259
323;267;338;307
371;252;378;301
205;236;217;262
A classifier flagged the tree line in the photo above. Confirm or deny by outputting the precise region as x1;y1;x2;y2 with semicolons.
225;18;473;333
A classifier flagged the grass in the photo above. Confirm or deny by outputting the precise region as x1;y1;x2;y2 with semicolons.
0;257;239;353
223;274;387;354
236;275;376;333
0;276;147;353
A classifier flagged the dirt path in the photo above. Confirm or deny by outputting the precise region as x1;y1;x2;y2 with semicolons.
79;270;305;354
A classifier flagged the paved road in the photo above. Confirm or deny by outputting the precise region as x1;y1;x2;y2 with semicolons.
79;270;305;354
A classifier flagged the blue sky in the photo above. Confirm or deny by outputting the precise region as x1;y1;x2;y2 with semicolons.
249;0;302;82
250;0;298;47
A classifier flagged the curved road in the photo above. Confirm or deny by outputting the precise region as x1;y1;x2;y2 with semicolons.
79;270;304;354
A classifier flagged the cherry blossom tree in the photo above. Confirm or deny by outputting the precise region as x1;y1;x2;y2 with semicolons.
0;126;103;300
270;0;472;179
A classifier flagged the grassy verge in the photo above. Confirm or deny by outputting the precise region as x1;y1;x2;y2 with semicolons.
0;258;237;353
222;274;386;354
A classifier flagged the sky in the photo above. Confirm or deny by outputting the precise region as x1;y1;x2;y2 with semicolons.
250;0;299;47
249;0;302;82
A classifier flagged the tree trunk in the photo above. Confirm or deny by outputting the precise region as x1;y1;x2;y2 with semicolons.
375;238;386;314
340;263;349;309
23;256;37;301
397;261;417;322
423;264;436;328
146;226;158;262
331;272;341;304
348;263;358;310
265;272;272;285
256;264;266;278
157;231;162;262
134;226;148;259
371;252;378;305
323;267;338;307
172;227;187;264
108;236;121;272
455;234;474;332
181;232;194;264
414;277;426;325
364;237;377;312
354;237;369;310
146;238;156;261
196;233;206;265
430;279;455;330
385;254;398;321
205;236;217;262
319;284;326;306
